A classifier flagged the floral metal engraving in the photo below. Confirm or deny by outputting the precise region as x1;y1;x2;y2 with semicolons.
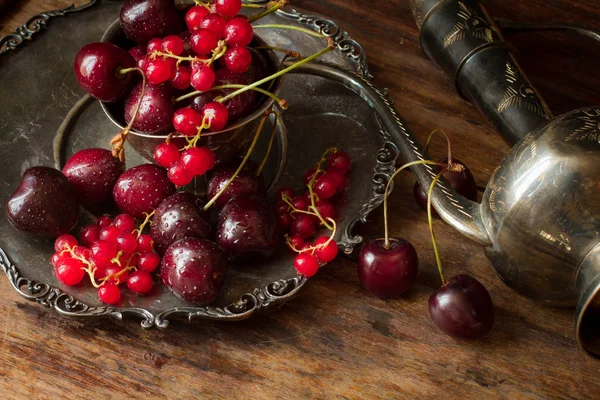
444;1;495;48
497;61;551;120
565;108;600;143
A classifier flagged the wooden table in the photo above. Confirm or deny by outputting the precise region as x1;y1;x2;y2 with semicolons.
1;1;600;398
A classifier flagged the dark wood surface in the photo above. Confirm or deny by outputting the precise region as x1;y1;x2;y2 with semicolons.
1;0;600;398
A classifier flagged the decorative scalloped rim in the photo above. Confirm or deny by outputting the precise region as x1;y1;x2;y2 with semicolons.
0;2;399;329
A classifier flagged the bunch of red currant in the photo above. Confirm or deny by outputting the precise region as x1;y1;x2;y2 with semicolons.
51;213;159;305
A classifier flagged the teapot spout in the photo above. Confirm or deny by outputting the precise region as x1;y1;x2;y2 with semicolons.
576;244;600;358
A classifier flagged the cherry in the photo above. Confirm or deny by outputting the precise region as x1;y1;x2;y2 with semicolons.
170;66;192;90
168;161;194;186
173;107;204;136
357;238;419;299
120;0;183;45
54;234;78;252
124;82;176;134
276;187;294;200
116;232;138;254
113;164;175;218
224;18;253;47
154;142;181;167
287;235;304;252
315;200;335;220
90;240;118;268
62;148;125;206
100;225;121;243
98;282;121;304
144;59;172;85
97;215;113;228
215;0;242;18
314;237;338;263
190;29;218;56
216;197;279;261
161;237;227;303
185;5;211;31
137;252;160;272
429;274;494;339
290;214;316;239
190;65;216;92
200;13;228;38
114;214;136;233
55;258;85;286
413;158;478;212
73;42;136;102
327;151;351;174
222;46;253;74
6;167;80;237
161;35;184;56
314;174;338;199
181;147;216;176
146;38;162;54
80;225;100;247
150;192;211;254
127;271;154;294
137;234;155;253
294;253;319;278
207;163;266;208
202;102;229;131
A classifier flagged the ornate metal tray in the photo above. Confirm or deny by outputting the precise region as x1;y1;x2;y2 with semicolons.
0;0;399;328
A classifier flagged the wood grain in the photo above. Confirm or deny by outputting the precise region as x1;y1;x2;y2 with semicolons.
1;0;600;398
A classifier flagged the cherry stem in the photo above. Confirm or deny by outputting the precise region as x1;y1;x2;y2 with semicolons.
174;84;286;107
217;41;334;104
382;159;446;249
242;3;268;8
425;129;453;165
134;210;156;238
256;112;278;176
252;24;325;38
111;67;145;161
203;110;270;211
254;46;303;60
427;169;447;286
248;0;288;23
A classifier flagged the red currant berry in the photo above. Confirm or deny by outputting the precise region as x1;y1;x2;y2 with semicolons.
80;225;100;247
202;102;229;131
275;200;289;214
116;232;138;254
222;46;252;74
290;214;316;239
325;170;344;190
294;253;319;278
146;38;163;54
128;45;146;64
315;200;335;220
137;234;155;253
145;58;172;84
181;147;216;176
104;265;129;285
190;29;219;56
314;174;337;199
74;246;91;260
99;226;121;243
276;187;294;200
164;56;178;72
161;35;184;55
154;142;181;167
173;107;204;136
291;196;309;211
137;55;149;70
303;168;323;185
190;64;216;92
54;234;78;252
276;212;293;229
168;161;194;186
215;0;242;18
138;252;160;273
90;240;117;268
51;252;64;267
327;151;351;174
314;237;338;263
127;271;154;294
55;258;85;286
224;18;253;47
125;253;140;268
303;190;316;204
97;215;113;228
113;214;136;233
185;5;211;31
200;13;227;38
287;235;304;252
170;66;192;90
98;282;121;305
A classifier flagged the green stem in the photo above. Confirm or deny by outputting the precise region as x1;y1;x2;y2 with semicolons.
252;24;324;38
256;113;278;176
248;0;287;23
174;84;285;105
425;128;454;165
427;170;447;286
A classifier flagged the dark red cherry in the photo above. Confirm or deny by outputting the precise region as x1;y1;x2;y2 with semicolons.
62;148;125;206
120;0;183;45
150;192;211;254
161;237;227;303
428;274;494;339
124;82;175;134
216;197;279;262
73;42;136;102
207;163;266;208
414;158;478;213
357;238;418;298
6;167;80;237
113;164;175;218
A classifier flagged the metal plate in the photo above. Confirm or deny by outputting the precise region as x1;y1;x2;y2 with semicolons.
0;0;397;328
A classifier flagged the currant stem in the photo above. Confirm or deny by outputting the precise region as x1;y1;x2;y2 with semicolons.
252;24;325;38
242;2;268;8
382;159;446;249
134;210;156;238
217;43;334;104
248;0;288;23
256;112;278;176
203;111;270;211
425;129;454;166
427;170;447;286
